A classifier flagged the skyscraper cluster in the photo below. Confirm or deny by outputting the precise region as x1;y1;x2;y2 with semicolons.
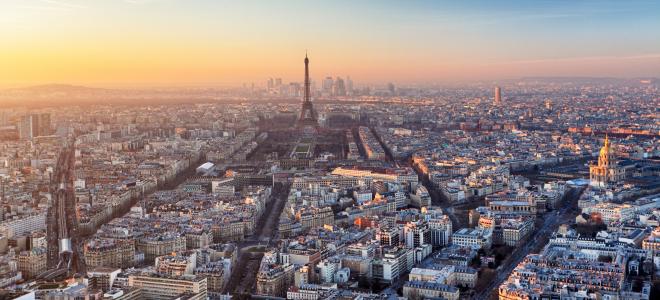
18;113;51;140
267;75;353;97
321;76;352;97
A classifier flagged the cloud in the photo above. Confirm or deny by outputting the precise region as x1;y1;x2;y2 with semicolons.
486;54;660;66
38;0;86;9
124;0;167;4
16;0;86;12
18;5;70;11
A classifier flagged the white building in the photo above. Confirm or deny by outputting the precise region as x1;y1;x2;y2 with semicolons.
0;213;46;238
404;221;430;249
316;257;340;284
582;202;636;225
196;162;215;175
452;227;492;250
128;274;207;300
428;214;452;247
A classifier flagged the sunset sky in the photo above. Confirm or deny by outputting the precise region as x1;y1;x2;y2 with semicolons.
1;0;660;88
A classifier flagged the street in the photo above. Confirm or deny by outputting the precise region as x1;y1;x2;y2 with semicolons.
407;159;462;229
223;183;290;295
472;186;585;300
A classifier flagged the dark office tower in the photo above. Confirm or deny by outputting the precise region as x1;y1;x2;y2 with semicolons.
387;83;395;95
494;86;502;105
0;109;8;126
18;115;34;140
298;53;318;127
322;77;334;95
19;113;51;140
38;113;51;136
18;114;38;140
346;76;354;95
334;77;346;96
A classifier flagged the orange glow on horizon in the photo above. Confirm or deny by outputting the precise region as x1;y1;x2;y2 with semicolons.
1;1;659;88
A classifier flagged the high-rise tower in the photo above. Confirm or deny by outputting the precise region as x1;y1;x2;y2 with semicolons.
298;53;318;127
494;86;502;105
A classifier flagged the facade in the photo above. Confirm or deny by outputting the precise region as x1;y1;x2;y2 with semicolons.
452;227;493;250
582;202;636;225
137;235;186;263
195;263;225;293
377;227;400;247
256;251;295;297
128;274;207;300
287;284;338;300
488;200;537;216
316;257;340;284
17;248;47;280
403;281;459;300
297;207;334;231
0;213;46;238
256;263;295;297
403;221;431;248
642;226;660;252
454;266;478;288
155;252;197;277
84;238;135;269
428;214;452;247
358;127;386;160
498;217;534;247
408;265;477;289
499;254;628;300
87;267;121;292
374;246;414;283
185;232;212;250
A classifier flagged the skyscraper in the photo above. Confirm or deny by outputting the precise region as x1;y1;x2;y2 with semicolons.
18;114;51;140
387;82;396;95
38;113;51;136
346;76;354;96
322;77;334;95
494;86;502;105
18;115;34;140
0;109;8;126
334;77;346;96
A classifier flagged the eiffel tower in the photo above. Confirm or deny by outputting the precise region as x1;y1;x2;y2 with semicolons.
297;53;318;128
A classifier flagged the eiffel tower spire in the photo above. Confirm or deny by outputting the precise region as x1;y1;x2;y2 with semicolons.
298;52;317;127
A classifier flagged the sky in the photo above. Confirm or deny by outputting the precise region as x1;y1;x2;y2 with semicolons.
1;0;659;88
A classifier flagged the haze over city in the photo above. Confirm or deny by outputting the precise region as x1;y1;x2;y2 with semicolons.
1;0;660;88
1;1;659;300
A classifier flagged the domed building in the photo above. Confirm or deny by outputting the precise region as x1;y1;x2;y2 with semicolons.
589;135;625;188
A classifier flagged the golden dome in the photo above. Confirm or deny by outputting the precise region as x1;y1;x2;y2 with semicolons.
598;135;615;166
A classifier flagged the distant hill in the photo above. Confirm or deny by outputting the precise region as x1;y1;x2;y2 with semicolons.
0;84;239;108
4;84;109;93
518;76;658;84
